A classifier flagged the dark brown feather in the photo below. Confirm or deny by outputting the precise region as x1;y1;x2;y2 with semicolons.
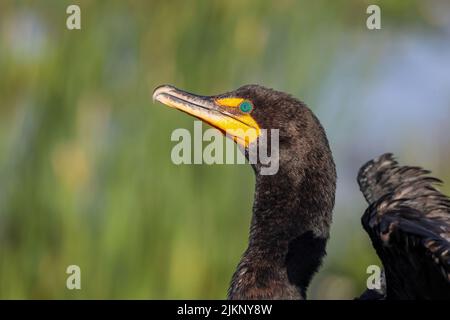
358;153;450;299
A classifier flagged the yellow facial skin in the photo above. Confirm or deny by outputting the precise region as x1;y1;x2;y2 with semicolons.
153;86;261;147
214;98;260;146
215;98;245;107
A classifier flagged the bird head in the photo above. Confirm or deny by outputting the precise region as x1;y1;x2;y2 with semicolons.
152;84;307;146
153;84;334;179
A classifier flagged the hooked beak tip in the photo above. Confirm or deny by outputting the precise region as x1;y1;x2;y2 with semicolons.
152;84;176;102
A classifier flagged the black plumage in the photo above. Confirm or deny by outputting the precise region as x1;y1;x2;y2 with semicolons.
358;153;450;299
224;86;336;299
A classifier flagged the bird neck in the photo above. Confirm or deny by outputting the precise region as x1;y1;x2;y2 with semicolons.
228;142;336;299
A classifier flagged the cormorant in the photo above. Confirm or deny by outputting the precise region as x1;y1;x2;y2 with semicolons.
152;84;450;300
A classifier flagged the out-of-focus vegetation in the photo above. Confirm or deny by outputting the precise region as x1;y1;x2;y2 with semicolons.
0;0;449;299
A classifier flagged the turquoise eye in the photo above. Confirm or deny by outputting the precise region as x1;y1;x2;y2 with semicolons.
239;101;253;113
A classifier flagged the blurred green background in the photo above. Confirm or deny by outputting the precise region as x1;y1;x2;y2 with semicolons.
0;0;449;299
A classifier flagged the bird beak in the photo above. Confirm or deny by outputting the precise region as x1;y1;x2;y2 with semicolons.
153;85;260;147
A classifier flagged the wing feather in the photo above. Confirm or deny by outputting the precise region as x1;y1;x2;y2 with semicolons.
358;153;450;299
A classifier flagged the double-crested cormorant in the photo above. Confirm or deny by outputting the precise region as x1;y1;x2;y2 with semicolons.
153;84;450;300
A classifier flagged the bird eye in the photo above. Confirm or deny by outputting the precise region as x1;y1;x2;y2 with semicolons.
239;101;253;113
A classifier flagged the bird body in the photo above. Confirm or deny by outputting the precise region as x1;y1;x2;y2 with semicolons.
153;84;450;300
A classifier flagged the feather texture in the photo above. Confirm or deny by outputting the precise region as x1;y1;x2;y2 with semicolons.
358;153;450;299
